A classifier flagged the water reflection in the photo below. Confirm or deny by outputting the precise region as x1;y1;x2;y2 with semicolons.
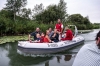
0;42;80;66
64;55;72;61
45;61;49;66
56;56;61;63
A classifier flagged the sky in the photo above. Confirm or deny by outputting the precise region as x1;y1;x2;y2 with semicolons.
0;0;100;23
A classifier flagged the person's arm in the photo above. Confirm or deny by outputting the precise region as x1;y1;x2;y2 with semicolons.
52;33;56;38
47;36;52;42
61;24;64;33
28;34;31;41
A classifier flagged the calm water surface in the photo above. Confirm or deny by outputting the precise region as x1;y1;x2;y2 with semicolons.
0;29;99;66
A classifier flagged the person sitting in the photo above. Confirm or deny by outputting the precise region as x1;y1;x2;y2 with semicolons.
34;33;41;43
40;32;45;43
28;27;41;42
50;29;59;42
48;27;54;38
61;26;73;41
44;30;52;43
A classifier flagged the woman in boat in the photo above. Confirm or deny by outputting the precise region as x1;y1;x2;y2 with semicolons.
61;26;73;41
44;30;52;43
50;29;59;42
72;31;100;66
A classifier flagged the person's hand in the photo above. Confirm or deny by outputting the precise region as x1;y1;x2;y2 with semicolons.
52;34;56;37
29;40;32;43
59;32;61;34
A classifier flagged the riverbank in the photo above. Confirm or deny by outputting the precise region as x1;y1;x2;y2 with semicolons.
0;35;28;44
78;30;93;33
0;30;93;44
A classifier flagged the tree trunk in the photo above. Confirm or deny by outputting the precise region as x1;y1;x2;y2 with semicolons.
14;12;16;21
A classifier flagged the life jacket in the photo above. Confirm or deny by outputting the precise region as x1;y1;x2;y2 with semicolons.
55;23;63;32
44;36;49;43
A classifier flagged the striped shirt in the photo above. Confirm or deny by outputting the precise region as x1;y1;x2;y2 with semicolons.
72;43;100;66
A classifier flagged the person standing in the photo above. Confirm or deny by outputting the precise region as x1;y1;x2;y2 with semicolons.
55;19;63;34
72;31;100;66
55;19;63;40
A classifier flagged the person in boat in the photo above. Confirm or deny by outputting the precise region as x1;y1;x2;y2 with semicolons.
28;27;41;41
50;29;59;42
40;32;45;43
72;31;100;66
61;26;73;41
48;27;54;38
34;33;41;43
55;19;64;34
44;30;52;43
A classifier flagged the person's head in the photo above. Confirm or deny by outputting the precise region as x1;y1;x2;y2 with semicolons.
54;29;57;33
46;30;50;35
65;26;69;31
48;28;52;32
95;31;100;49
41;32;45;37
57;19;61;23
36;33;40;38
36;27;40;32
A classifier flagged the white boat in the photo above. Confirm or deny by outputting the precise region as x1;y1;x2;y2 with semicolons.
17;25;84;54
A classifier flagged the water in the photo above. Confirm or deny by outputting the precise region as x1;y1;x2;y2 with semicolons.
0;29;99;66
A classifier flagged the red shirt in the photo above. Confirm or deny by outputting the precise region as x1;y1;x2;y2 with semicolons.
44;36;49;43
61;29;73;41
55;23;63;32
65;29;73;40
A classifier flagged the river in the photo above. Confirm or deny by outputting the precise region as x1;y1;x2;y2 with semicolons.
0;29;99;66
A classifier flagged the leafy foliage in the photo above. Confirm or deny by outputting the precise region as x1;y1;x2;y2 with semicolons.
0;0;98;36
67;14;93;30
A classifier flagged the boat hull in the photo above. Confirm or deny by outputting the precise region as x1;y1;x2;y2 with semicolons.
17;36;84;54
18;40;84;54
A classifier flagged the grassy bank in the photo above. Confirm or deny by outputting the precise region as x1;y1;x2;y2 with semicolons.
0;35;28;44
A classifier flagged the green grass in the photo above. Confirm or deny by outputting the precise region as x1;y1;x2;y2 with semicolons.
0;35;28;44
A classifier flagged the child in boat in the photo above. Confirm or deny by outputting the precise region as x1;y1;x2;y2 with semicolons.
40;32;45;43
34;33;41;43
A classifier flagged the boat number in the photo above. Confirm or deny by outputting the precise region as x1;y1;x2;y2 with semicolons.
48;44;58;47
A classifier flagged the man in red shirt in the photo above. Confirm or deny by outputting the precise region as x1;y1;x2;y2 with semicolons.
62;26;73;41
55;19;63;34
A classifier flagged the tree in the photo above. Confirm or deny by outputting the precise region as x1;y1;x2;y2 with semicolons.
58;0;67;21
83;16;91;24
32;3;44;20
67;14;84;24
33;0;67;23
5;0;27;21
19;8;32;19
